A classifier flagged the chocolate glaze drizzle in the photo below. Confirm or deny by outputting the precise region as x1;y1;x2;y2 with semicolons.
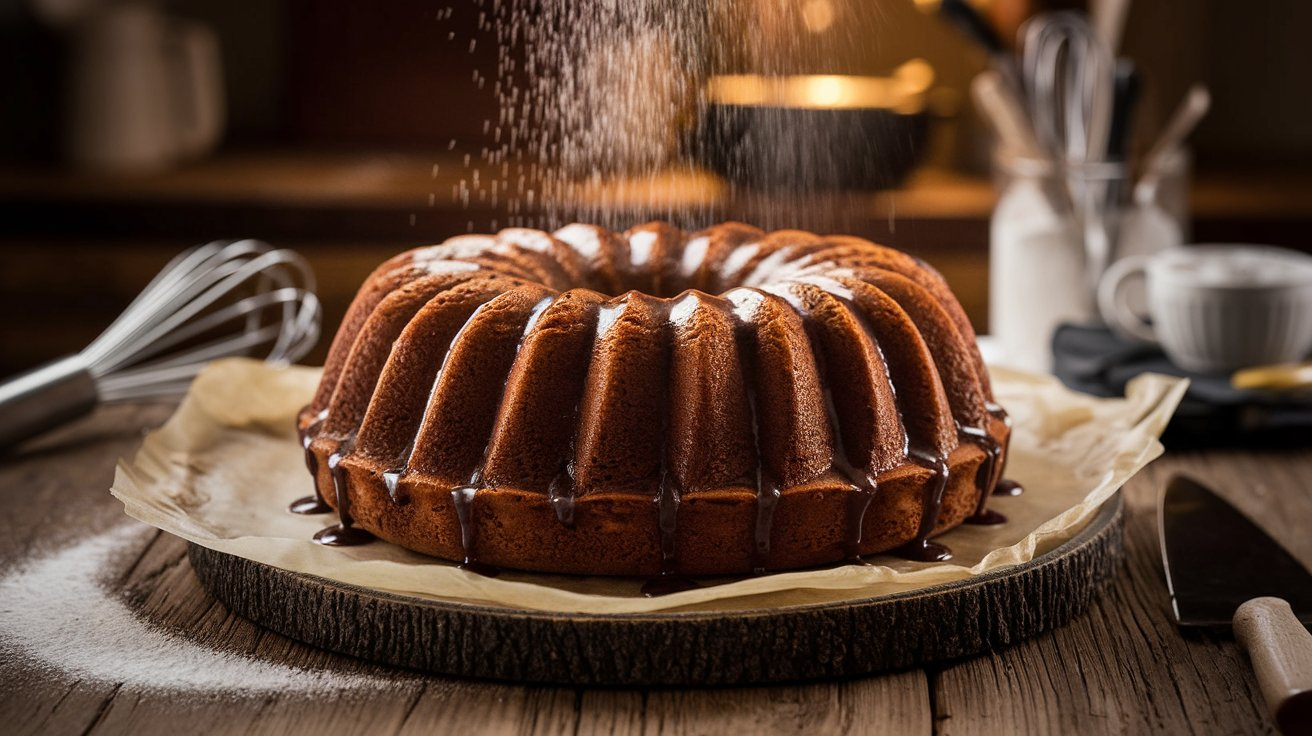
985;402;1022;498
307;293;554;564
382;469;407;505
524;295;583;530
312;450;375;546
799;287;957;562
652;298;680;578
287;495;330;515
752;479;780;572
962;402;1015;524
820;388;880;561
449;296;556;571
289;413;331;515
958;423;1004;525
449;462;502;576
544;298;594;530
293;412;372;544
451;481;480;564
645;350;696;594
758;285;897;563
640;575;699;597
655;471;680;571
547;468;576;527
894;448;953;562
966;508;1008;526
994;479;1024;497
773;280;1004;563
735;323;780;574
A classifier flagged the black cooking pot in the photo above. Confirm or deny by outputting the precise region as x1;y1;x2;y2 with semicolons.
692;68;934;192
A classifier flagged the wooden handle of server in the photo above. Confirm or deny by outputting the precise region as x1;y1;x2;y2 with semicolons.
1234;597;1312;734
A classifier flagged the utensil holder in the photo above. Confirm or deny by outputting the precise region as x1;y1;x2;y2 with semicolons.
989;155;1136;373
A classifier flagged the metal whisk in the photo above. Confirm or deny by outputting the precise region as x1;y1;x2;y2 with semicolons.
0;240;321;451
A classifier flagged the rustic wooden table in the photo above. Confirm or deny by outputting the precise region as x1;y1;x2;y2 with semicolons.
1;403;1308;735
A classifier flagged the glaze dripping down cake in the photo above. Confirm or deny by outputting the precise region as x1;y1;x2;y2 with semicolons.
295;222;1012;576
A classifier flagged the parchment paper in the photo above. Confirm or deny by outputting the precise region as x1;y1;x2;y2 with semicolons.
111;358;1186;614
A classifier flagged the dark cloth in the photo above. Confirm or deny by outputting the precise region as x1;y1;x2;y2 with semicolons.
1051;324;1312;448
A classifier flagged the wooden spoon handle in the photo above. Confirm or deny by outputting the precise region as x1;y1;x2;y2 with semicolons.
1234;597;1312;734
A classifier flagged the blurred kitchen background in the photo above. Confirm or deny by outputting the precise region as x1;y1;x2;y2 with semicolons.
2;0;1310;377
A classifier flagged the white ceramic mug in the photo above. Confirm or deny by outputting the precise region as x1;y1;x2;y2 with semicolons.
1097;245;1312;374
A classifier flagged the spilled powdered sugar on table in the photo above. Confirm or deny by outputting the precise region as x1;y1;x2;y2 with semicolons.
0;523;393;694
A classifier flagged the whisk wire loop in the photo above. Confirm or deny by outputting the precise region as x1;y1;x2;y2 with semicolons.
83;242;318;379
0;239;322;449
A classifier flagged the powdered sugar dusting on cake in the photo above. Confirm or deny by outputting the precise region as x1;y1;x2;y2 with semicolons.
428;235;505;260
554;223;603;259
680;236;710;278
594;301;627;336
725;286;767;321
667;292;702;326
741;247;796;287
418;260;481;276
500;228;558;254
797;272;857;301
628;230;657;268
720;243;762;282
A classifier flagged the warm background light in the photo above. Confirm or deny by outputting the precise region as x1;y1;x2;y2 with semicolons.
800;0;836;33
708;60;935;112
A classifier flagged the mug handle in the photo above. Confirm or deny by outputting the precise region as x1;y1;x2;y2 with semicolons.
1097;254;1157;342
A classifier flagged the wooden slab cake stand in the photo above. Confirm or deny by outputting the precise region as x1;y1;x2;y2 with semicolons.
187;494;1123;686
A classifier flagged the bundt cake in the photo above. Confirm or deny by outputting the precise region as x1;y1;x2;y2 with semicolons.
293;221;1012;578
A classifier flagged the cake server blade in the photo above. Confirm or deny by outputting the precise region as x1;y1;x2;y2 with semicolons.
1159;475;1312;628
1160;475;1312;733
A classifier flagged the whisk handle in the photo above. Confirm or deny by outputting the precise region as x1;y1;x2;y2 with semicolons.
0;355;99;452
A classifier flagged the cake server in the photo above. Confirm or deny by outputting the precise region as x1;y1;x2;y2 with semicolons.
1159;475;1312;733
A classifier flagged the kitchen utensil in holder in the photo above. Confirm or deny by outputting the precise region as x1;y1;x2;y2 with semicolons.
986;11;1199;373
0;240;320;452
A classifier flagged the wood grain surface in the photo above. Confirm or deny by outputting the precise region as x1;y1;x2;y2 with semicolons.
1;403;1308;735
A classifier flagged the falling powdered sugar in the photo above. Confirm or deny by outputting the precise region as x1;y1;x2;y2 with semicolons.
0;524;389;694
